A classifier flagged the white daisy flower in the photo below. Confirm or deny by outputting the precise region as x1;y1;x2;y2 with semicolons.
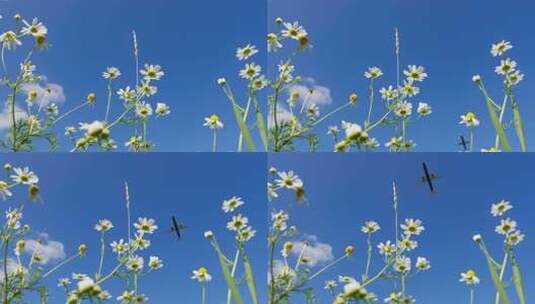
0;31;22;50
155;102;171;117
148;256;163;270
126;255;144;272
495;218;517;235
236;44;258;60
495;58;517;75
281;22;307;40
95;219;114;232
222;196;244;213
364;67;383;79
226;214;248;231
11;167;39;185
135;102;153;119
415;257;431;271
491;40;513;57
102;67;121;79
134;217;158;235
417;102;432;116
404;65;428;82
239;63;261;80
21;18;47;37
490;200;512;217
0;181;13;200
401;218;424;236
361;221;380;234
140;64;164;81
203;114;224;129
460;270;480;285
191;267;212;283
459;112;480;127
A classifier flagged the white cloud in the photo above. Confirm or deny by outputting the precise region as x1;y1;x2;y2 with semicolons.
268;105;298;130
0;104;28;130
24;233;66;265
291;235;334;267
20;76;66;107
287;77;332;107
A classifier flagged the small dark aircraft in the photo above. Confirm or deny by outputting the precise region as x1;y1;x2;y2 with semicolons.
170;216;186;240
458;135;470;151
420;162;438;193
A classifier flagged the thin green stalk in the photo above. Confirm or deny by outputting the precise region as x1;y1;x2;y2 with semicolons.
268;238;277;304
42;254;80;279
105;79;112;121
202;284;207;304
495;252;509;304
238;87;253;152
363;234;372;280
3;239;9;304
212;130;217;152
401;274;406;297
470;130;474;152
108;106;135;129
96;263;123;285
51;102;89;125
226;249;241;304
9;86;18;151
362;257;395;287
494;95;509;149
366;79;375;126
308;255;347;281
97;233;105;279
312;103;350;127
470;288;474;304
365;110;393;133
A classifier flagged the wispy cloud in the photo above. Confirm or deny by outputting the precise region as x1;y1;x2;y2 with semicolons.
20;76;66;107
0;104;28;130
24;233;66;265
287;77;332;107
291;234;334;267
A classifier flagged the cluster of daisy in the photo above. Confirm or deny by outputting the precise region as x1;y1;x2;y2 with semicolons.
469;40;526;152
0;14;170;151
60;184;163;303
461;200;527;303
0;164;89;303
268;167;305;202
200;195;259;304
70;59;171;151
214;33;270;152
333;61;432;153
268;168;355;304
328;214;430;303
0;15;78;151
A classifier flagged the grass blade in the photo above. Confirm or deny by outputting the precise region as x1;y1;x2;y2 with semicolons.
484;95;511;151
511;255;526;304
254;101;268;151
214;245;243;304
242;252;259;304
485;253;511;304
231;102;256;152
512;99;527;152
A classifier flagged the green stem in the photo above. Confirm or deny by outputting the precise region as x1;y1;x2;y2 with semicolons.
212;130;217;152
469;130;474;152
97;233;105;279
3;239;9;304
51;102;89;126
202;284;207;304
312;103;350;127
42;254;79;279
495;252;509;304
494;95;508;149
105;79;112;121
364;234;372;280
366;79;375;126
470;288;475;304
226;249;241;304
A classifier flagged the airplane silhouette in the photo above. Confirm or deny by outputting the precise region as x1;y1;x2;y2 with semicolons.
420;162;438;193
170;216;186;240
458;135;470;151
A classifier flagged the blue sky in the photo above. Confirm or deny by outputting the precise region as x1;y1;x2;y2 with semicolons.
1;153;267;303
270;153;535;303
269;0;535;151
0;0;266;151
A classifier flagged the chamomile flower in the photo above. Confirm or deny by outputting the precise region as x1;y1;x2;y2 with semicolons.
361;221;380;234
135;102;153;119
236;44;258;60
237;226;256;242
506;230;525;246
94;219;114;232
495;218;516;235
460;270;480;285
222;196;244;213
58;278;71;288
505;70;524;86
110;239;129;254
394;101;412;118
155;102;170;117
117;86;136;101
377;241;396;256
324;280;337;290
342;121;363;141
267;33;283;52
491;40;513;57
252;75;269;90
459;112;480;127
203;114;224;129
415;257;431;271
490;200;512;217
137;81;158;96
11;167;39;185
0;31;22;50
417;102;432;116
0;181;12;200
275;171;303;189
379;86;399;101
148;256;163;270
401;218;424;236
191;267;212;283
21;18;47;37
281;22;307;40
126;255;144;272
495;58;517;75
134;217;158;235
239;63;262;80
393;256;411;273
397;237;418;251
102;67;121;79
364;67;383;79
226;214;248;231
401;80;420;97
404;65;428;82
140;64;164;81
